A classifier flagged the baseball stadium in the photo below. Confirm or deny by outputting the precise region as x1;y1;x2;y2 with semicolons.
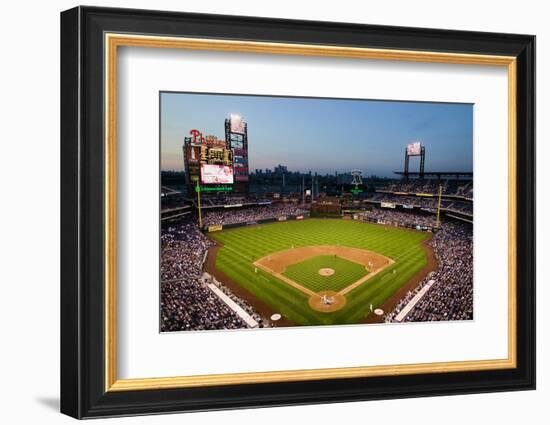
160;95;473;332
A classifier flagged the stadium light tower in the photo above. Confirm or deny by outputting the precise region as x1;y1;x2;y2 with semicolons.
404;142;426;179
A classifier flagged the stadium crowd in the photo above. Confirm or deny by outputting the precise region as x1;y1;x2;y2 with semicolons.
160;200;473;329
365;208;438;228
445;201;473;215
366;192;473;216
385;219;473;322
200;194;268;207
203;275;271;329
160;217;269;331
382;179;473;198
202;203;308;227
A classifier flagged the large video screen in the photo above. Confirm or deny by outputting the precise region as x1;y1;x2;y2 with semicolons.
230;114;246;134
407;142;422;156
200;164;234;184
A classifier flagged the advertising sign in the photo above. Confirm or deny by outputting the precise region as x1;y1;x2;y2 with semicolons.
381;202;396;209
234;166;249;174
196;185;233;192
186;145;200;163
231;140;244;149
230;114;246;134
407;142;422;156
233;156;248;166
233;148;247;157
200;164;234;184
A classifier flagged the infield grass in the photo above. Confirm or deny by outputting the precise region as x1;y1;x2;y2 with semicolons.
283;255;368;293
209;218;430;326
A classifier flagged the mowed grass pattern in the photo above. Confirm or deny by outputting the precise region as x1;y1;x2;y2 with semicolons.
210;219;430;326
283;255;368;293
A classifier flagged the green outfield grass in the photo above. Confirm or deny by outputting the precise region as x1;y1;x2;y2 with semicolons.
283;255;368;293
209;218;430;326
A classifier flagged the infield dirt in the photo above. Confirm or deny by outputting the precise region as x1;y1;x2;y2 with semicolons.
254;245;391;275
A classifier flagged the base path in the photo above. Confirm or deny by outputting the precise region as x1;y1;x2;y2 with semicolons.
253;264;317;297
255;245;392;275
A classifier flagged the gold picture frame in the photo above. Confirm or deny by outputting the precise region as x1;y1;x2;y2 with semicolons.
61;6;534;419
104;34;517;392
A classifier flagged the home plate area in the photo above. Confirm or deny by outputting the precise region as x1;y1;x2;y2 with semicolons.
308;290;347;312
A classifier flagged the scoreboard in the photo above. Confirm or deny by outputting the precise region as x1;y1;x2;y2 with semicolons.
183;115;249;193
184;130;233;183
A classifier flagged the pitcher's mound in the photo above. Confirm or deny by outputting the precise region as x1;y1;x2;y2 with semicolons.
318;268;335;276
309;291;347;312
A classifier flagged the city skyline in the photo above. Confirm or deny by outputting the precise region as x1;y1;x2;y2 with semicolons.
161;92;473;178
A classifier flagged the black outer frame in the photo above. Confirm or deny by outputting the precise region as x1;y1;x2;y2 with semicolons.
60;6;536;419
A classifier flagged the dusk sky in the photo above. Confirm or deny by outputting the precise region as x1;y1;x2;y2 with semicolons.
160;92;473;177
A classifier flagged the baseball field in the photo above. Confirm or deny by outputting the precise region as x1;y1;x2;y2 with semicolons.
207;218;432;326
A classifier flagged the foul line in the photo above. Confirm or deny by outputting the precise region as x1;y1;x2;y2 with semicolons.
339;242;426;295
253;262;317;297
338;259;395;295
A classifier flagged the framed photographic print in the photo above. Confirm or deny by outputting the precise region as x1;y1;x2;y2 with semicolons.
60;6;535;419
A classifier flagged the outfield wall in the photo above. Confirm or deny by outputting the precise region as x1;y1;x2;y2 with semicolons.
204;210;470;234
358;215;436;232
204;212;311;233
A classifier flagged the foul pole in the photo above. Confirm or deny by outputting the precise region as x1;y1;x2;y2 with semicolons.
196;180;203;229
302;175;305;205
435;183;443;228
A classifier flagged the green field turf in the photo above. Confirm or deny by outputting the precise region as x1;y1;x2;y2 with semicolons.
209;218;430;326
283;255;368;293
